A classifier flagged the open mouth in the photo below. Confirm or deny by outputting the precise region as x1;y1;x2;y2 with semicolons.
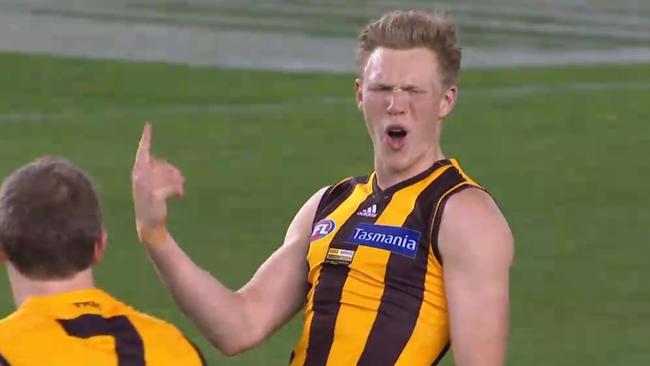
386;126;408;139
384;125;408;150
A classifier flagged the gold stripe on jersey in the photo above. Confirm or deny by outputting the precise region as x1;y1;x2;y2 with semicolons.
392;253;449;366
290;175;374;366
356;165;469;366
395;175;482;365
325;164;452;366
451;159;480;187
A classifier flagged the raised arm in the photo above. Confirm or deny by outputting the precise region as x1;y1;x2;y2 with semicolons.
131;123;325;355
439;188;514;366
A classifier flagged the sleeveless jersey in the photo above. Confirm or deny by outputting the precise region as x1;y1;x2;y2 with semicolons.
291;159;482;366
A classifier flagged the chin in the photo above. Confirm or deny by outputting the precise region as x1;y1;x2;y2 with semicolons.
381;153;415;174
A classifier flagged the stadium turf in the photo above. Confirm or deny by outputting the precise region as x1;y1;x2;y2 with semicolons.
0;53;648;365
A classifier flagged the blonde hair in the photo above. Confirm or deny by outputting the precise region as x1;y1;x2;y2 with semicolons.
356;10;462;87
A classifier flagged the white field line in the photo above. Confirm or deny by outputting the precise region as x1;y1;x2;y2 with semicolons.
1;81;649;124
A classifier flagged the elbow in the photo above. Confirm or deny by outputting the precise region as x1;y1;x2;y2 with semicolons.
202;292;271;357
219;345;246;357
209;323;268;357
208;335;249;357
215;334;264;357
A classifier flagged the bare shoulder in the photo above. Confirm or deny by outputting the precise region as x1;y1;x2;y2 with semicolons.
282;186;330;246
302;186;330;214
439;187;514;267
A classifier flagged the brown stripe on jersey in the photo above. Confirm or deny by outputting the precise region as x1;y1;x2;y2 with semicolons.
430;183;478;265
357;167;465;366
305;176;368;291
314;176;365;222
314;185;336;217
373;160;450;197
303;178;391;366
0;353;10;366
431;343;450;366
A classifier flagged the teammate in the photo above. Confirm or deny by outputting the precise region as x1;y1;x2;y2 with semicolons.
131;10;514;366
0;157;205;366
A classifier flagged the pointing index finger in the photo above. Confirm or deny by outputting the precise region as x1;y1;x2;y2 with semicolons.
135;122;153;168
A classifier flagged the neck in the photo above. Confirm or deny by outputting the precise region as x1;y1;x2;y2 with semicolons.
7;264;96;308
374;144;445;190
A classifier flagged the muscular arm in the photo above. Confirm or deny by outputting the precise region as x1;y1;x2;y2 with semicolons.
439;188;514;366
144;187;326;356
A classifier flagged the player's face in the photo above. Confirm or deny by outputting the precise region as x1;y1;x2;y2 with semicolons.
355;47;457;179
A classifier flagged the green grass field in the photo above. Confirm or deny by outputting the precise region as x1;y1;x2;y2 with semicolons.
0;52;648;365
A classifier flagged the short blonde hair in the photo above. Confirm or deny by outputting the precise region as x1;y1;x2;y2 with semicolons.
356;10;462;87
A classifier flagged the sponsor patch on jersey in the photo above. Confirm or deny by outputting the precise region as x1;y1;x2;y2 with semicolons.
346;223;421;258
325;248;355;265
310;219;336;241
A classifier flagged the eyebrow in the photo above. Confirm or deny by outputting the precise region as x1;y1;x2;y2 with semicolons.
400;84;421;91
368;81;394;89
369;82;424;91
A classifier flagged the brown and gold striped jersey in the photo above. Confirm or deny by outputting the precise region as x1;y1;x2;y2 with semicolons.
291;159;482;366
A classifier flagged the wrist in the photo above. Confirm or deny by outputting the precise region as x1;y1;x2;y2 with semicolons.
136;222;169;246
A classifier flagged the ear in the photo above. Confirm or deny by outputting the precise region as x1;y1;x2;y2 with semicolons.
355;78;364;111
92;229;108;265
438;84;458;120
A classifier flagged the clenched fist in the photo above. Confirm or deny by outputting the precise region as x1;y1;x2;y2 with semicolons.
132;123;185;245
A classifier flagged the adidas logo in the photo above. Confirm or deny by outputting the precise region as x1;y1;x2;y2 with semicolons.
357;204;377;218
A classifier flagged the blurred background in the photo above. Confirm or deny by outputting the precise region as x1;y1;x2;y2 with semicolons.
1;0;649;365
2;0;650;70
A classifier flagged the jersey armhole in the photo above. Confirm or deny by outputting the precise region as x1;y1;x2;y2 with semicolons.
430;183;487;265
314;184;335;218
313;176;355;223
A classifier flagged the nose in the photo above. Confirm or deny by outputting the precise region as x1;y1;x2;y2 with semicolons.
387;89;407;115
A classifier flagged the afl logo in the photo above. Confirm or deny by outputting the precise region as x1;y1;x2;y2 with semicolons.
310;219;336;241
